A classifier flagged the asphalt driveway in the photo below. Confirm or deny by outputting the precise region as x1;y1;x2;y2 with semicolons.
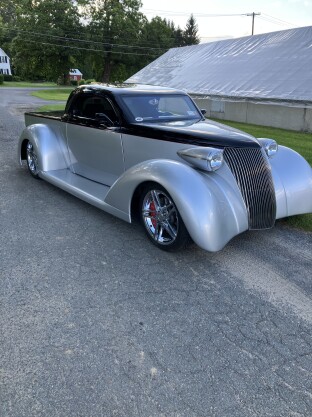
0;88;312;417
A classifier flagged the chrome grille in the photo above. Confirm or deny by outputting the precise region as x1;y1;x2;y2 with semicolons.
223;147;276;229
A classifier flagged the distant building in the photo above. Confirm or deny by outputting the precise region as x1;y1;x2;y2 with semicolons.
69;69;83;81
0;48;12;76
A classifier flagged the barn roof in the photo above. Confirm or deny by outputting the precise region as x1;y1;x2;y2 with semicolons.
126;26;312;103
69;69;83;76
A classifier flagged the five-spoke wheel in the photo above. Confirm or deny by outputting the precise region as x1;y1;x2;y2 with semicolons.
140;184;190;251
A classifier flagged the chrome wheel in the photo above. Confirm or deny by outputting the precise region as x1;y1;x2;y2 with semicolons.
26;141;39;177
141;188;180;246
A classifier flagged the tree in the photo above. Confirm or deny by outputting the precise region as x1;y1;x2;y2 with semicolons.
174;27;184;47
10;0;82;82
80;0;146;83
0;0;27;57
139;17;176;68
182;14;200;46
0;0;26;25
2;2;200;83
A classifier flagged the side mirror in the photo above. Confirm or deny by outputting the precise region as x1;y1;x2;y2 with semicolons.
201;109;207;115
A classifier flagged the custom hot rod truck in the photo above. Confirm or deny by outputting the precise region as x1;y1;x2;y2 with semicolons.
18;84;312;251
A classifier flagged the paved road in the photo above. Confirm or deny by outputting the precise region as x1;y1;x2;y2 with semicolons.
1;88;312;417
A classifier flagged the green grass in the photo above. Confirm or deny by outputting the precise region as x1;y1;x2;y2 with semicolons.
280;215;312;232
37;104;66;111
31;88;73;101
212;119;312;165
212;119;312;232
1;81;58;87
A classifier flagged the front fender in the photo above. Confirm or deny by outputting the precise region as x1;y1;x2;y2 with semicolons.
18;124;69;172
105;159;249;252
269;146;312;218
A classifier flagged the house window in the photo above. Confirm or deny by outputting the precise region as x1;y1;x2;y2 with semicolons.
0;69;3;74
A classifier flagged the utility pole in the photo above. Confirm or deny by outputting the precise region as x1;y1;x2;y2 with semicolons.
246;12;261;35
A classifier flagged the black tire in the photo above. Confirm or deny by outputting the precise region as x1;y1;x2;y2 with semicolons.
26;140;40;179
139;184;190;251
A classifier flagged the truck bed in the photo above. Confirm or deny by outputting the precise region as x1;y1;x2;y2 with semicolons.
25;110;64;126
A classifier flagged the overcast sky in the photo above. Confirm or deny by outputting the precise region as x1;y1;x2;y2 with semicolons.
141;0;312;41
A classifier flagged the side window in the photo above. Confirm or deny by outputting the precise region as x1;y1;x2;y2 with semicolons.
68;93;119;125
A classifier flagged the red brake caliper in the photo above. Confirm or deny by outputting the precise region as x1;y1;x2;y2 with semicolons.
149;201;157;228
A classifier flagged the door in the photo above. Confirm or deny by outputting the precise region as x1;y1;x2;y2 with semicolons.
66;92;124;186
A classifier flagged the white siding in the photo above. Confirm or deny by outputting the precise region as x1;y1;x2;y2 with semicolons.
0;48;12;75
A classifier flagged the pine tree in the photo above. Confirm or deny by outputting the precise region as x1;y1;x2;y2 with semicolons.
183;14;200;46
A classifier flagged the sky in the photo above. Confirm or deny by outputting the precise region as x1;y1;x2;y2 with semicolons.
141;0;312;42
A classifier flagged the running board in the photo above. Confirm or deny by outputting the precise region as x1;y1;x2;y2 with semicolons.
40;169;130;222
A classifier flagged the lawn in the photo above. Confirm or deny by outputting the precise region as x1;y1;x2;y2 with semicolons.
38;104;66;111
1;81;58;87
213;119;312;166
31;88;73;101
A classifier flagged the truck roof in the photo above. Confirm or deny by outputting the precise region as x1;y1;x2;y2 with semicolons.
76;83;185;96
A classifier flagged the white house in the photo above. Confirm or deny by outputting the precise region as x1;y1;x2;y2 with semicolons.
0;48;12;76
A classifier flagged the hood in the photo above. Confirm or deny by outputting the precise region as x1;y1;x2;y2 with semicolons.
124;118;260;148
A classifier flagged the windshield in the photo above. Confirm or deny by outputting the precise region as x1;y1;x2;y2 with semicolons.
120;94;201;123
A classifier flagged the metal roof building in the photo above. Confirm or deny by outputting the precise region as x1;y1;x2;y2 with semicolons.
127;26;312;131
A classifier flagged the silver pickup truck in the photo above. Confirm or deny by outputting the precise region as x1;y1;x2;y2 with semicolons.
18;84;312;252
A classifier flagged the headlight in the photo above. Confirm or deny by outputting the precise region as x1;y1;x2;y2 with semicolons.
177;147;224;172
208;150;223;171
258;138;278;158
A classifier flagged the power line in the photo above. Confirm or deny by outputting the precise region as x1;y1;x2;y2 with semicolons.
3;11;300;50
18;39;161;56
3;25;184;49
4;27;168;51
258;16;290;28
262;13;297;27
142;8;247;17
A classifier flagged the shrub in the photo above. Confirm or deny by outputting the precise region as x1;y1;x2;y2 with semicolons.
86;79;97;84
78;78;86;85
12;76;21;82
0;74;3;85
3;74;13;81
70;80;78;86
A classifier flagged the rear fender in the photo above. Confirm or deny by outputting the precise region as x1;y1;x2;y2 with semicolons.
18;124;70;172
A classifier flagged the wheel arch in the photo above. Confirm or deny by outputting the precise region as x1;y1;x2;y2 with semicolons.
105;159;248;252
18;124;70;172
130;180;160;222
138;182;191;251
